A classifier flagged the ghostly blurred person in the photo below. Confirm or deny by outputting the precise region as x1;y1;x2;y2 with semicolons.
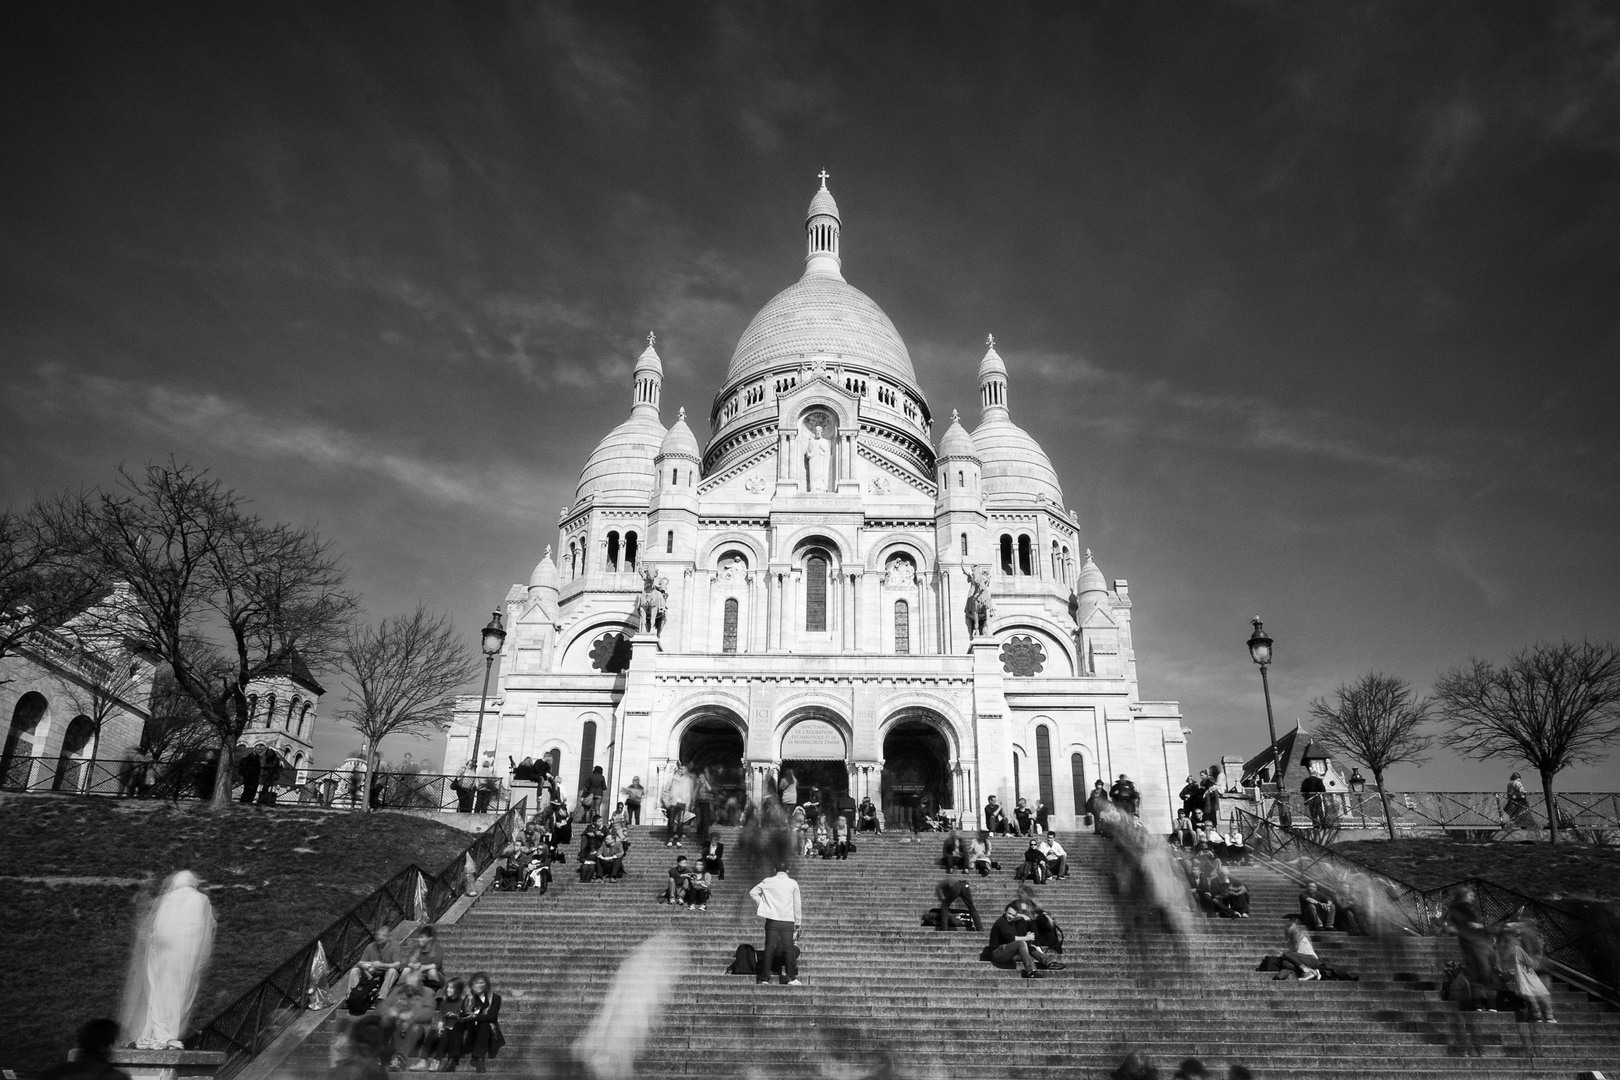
131;871;216;1049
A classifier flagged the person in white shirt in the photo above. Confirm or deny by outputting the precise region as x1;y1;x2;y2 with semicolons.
1035;833;1068;879
748;864;803;985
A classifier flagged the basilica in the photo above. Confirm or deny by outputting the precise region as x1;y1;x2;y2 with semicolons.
447;177;1189;831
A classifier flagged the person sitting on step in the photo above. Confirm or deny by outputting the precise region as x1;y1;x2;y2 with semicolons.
1014;797;1034;835
934;877;984;931
1171;812;1197;848
1200;862;1250;918
380;968;439;1070
857;795;882;833
812;819;835;858
968;830;995;877
686;865;712;910
664;855;694;906
402;925;445;991
832;813;853;859
1015;836;1050;883
1278;914;1322;980
940;829;968;873
983;901;1065;979
1035;832;1068;879
355;927;403;1002
595;831;625;881
424;976;466;1069
1015;891;1065;957
984;795;1011;835
700;836;725;879
1298;881;1337;931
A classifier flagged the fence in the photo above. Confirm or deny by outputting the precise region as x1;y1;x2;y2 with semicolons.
1234;807;1620;1003
1261;789;1620;836
185;799;525;1077
0;755;514;815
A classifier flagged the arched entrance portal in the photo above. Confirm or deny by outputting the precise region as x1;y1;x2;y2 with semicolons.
778;710;850;810
2;692;48;788
677;711;747;820
882;718;953;830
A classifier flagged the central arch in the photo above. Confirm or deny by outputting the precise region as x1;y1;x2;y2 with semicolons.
777;705;851;807
881;714;954;827
672;706;748;819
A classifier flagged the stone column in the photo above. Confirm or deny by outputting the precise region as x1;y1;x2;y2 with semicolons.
767;571;782;652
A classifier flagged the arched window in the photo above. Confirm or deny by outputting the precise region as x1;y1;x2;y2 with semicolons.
247;695;259;724
545;748;560;777
666;530;674;553
1062;545;1072;584
722;598;740;652
804;553;829;632
1012;752;1021;801
298;703;313;741
606;532;620;572
264;694;276;729
624;532;638;571
1018;535;1033;576
894;599;910;654
577;719;597;796
287;696;300;729
957;469;964;488
1035;725;1054;809
671;468;678;486
1071;753;1087;815
960;533;968;557
52;715;95;791
999;534;1014;575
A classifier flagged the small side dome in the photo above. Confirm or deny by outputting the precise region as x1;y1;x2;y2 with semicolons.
807;179;841;222
658;407;701;460
936;409;980;461
978;338;1008;381
574;412;668;503
529;546;559;591
1076;549;1108;597
973;414;1064;504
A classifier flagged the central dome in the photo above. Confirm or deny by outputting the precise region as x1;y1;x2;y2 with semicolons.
723;274;919;395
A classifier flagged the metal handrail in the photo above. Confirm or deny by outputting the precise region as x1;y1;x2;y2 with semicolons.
1233;807;1620;1005
185;799;525;1077
1259;789;1620;834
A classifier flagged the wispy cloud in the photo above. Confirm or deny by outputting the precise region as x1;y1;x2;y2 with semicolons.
26;364;564;515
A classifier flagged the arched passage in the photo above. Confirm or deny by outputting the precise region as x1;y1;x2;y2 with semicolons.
52;714;95;792
2;692;48;787
675;707;748;817
881;716;954;828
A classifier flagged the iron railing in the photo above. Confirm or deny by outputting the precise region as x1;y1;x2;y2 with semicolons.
1234;807;1619;1003
185;799;525;1077
0;755;513;815
1260;789;1620;836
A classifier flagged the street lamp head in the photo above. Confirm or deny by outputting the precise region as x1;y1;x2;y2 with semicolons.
1348;768;1366;793
481;611;507;658
1247;616;1273;667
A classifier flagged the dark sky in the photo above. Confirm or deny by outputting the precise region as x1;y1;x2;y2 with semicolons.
4;2;1617;788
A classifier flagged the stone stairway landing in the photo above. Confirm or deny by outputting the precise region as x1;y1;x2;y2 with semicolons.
275;827;1619;1079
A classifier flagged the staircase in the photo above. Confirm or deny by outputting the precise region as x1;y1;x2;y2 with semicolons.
276;826;1619;1078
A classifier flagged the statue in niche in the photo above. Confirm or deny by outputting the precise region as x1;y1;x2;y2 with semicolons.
805;422;832;492
719;555;745;583
965;566;995;637
884;555;915;587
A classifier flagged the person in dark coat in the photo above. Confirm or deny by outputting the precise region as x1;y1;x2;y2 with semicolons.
40;1018;128;1080
257;750;284;805
237;748;262;804
461;972;504;1072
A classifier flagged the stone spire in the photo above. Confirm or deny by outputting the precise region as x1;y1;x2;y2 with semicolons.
804;171;843;281
633;333;663;415
978;335;1009;418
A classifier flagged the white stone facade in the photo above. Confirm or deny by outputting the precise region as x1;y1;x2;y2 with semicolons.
449;178;1188;831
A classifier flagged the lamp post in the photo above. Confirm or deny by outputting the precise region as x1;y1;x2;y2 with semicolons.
1247;617;1280;785
469;611;507;772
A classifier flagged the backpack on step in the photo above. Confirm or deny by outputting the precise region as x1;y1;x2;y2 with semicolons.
725;942;759;975
578;860;598;883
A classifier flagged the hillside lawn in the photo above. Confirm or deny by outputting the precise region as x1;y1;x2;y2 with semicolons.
1331;837;1620;904
2;794;473;1070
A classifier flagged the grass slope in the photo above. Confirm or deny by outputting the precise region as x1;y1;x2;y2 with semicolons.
2;794;471;1070
1333;837;1620;904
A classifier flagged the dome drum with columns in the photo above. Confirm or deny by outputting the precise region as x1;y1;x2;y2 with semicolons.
450;177;1188;830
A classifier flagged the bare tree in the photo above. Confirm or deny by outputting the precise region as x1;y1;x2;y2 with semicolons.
0;493;110;683
335;606;475;813
141;669;215;767
61;652;149;780
1435;640;1620;843
1308;672;1435;840
82;462;358;808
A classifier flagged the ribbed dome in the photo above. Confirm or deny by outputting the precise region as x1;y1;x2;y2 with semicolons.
937;411;979;460
723;275;919;395
974;415;1064;504
807;183;840;221
658;408;700;460
574;411;667;503
979;342;1008;380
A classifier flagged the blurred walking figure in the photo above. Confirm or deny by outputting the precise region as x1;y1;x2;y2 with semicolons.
125;871;216;1049
1498;911;1556;1022
40;1019;127;1080
1445;886;1498;1011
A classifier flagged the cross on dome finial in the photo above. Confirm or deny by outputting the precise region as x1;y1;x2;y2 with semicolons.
986;333;996;349
678;406;686;420
647;331;656;346
818;169;830;186
951;408;960;422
